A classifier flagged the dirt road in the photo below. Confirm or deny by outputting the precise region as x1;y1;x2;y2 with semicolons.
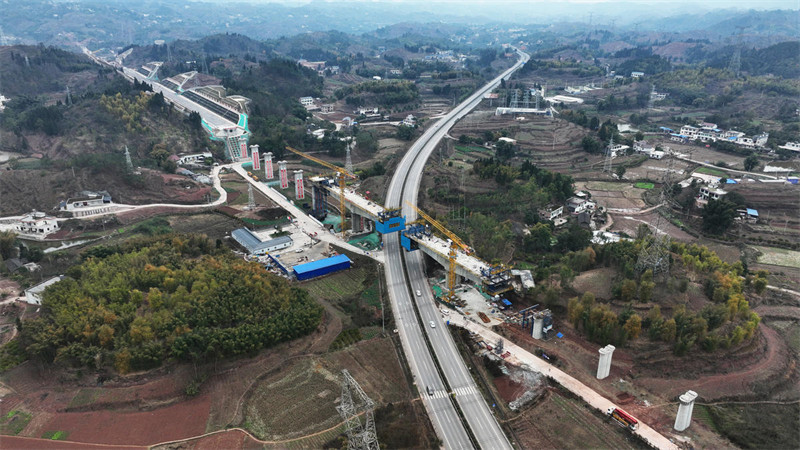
447;313;679;450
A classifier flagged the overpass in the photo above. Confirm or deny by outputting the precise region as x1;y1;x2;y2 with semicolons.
310;179;511;294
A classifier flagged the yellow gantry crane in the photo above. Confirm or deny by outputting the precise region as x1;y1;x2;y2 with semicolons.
286;146;357;239
405;201;471;303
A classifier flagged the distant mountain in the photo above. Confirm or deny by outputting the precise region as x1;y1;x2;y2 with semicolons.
2;0;795;52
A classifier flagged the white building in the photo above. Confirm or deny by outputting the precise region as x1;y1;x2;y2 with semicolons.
779;142;800;153
538;205;563;221
631;71;645;78
680;125;699;139
299;97;314;107
25;275;66;305
402;114;416;127
321;104;334;114
699;187;727;201
634;141;655;155
498;136;517;145
60;191;111;211
609;144;629;156
15;212;60;235
178;152;212;165
566;197;593;214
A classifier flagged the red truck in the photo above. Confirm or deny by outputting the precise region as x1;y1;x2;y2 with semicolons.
607;407;639;431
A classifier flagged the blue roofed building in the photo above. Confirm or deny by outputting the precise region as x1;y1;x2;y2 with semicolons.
231;228;293;256
293;254;352;281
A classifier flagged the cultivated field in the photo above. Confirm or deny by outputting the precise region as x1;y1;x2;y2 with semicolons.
508;388;647;450
754;246;800;269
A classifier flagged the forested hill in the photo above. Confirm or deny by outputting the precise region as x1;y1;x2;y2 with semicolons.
0;45;104;97
19;235;323;374
695;40;800;79
125;33;274;68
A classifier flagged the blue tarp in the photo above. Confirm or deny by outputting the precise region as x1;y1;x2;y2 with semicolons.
556;332;564;338
746;208;758;217
726;179;738;184
501;299;512;306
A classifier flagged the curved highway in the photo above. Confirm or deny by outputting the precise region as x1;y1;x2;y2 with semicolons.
384;49;528;449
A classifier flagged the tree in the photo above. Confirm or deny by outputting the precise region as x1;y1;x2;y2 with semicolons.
556;224;592;252
396;125;414;140
639;269;655;302
661;318;677;342
0;231;17;260
620;279;637;302
615;166;626;179
752;276;768;295
623;314;642;339
743;153;759;172
524;223;552;253
495;139;514;160
702;198;737;234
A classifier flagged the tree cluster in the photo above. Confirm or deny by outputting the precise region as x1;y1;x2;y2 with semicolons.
19;235;322;373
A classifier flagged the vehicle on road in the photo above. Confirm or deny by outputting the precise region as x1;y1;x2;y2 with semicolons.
607;407;639;431
429;320;436;328
416;290;422;296
427;386;434;396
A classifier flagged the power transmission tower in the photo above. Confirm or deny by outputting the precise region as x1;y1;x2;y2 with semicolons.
65;85;72;106
603;136;614;174
345;139;354;175
727;26;747;77
635;153;677;276
337;370;379;450
124;146;134;173
247;184;255;210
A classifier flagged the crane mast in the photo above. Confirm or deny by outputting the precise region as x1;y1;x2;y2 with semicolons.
404;201;469;303
286;146;356;240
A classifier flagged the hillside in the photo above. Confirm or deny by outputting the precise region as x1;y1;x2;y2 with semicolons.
0;45;103;99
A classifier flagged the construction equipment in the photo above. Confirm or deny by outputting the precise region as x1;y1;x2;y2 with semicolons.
286;146;357;239
404;201;470;303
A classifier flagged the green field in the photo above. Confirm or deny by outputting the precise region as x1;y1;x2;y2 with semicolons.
1;410;32;435
695;166;728;177
41;430;68;440
454;145;486;154
754;246;800;269
634;182;655;189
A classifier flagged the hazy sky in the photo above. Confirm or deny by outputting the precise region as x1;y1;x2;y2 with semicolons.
243;0;799;6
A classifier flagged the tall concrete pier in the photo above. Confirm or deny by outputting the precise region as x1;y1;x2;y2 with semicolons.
674;390;698;431
596;344;615;379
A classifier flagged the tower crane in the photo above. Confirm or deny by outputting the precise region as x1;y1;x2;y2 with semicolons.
286;146;357;239
404;201;470;304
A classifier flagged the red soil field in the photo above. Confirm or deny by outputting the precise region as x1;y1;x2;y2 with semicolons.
26;395;211;446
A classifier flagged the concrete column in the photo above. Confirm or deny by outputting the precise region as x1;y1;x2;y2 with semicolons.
351;212;362;232
264;152;274;179
294;170;304;199
279;161;288;189
674;390;698;431
250;145;260;170
596;344;615;379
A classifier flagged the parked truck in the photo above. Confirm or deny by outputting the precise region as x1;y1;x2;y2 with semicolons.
607;407;638;431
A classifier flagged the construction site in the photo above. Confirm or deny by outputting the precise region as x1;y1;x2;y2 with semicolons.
1;25;798;450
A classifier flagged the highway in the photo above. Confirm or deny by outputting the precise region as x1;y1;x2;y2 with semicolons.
120;66;236;130
383;49;528;449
